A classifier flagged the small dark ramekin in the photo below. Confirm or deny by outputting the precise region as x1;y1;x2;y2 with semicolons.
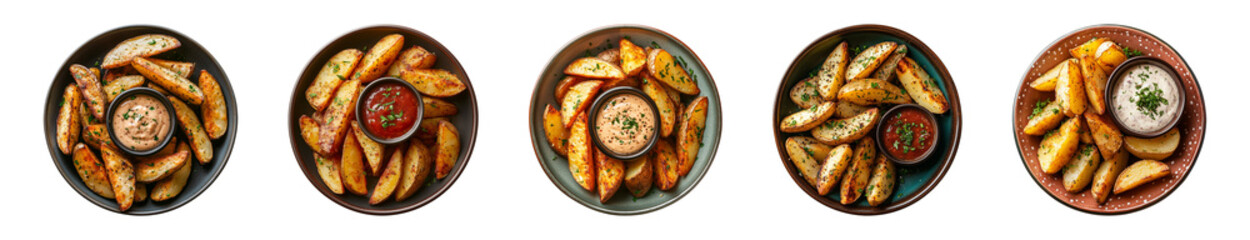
1104;56;1185;138
587;86;661;161
875;104;939;166
105;87;177;156
354;77;425;145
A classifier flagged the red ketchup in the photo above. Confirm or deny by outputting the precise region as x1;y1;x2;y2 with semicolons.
881;108;935;161
363;82;419;139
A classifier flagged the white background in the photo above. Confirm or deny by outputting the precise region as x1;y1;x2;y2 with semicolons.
2;0;1243;238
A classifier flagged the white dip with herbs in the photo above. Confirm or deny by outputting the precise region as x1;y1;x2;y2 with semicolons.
1112;63;1179;133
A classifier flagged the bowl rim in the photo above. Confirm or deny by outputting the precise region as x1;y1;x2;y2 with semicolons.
875;104;940;166
1011;23;1205;215
288;24;478;215
353;77;425;145
104;87;178;156
1102;56;1186;138
528;24;721;215
772;24;961;215
587;86;661;160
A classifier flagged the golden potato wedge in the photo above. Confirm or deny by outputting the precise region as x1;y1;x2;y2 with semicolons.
340;133;368;196
1062;144;1101;192
832;101;871;119
133;57;204;105
1092;150;1130;204
601;77;640;90
596;149;625;203
169;97;213;164
816;42;849;100
370;145;406;204
676;97;709;176
135;149;189;183
78;101;97;127
1113;160;1170;194
780;101;835;133
299;115;322;154
1079;56;1109;114
353;34;404;83
198;70;228;140
567;114;597;191
872;45;908;81
72;143;114;199
1055;61;1085;116
145;59;194;78
1124;128;1180;160
151;142;192;201
1029;59;1075;91
786;137;824;187
811;108;880;146
315;79;360;156
840;137;877;205
789;77;823;109
386;46;437;77
836;78;912;105
566;57;625;80
134;183;148;203
147;83;169;95
846;41;898;81
1023;99;1064;135
596;48;620;66
315;154;343;195
1080;124;1094;144
554;76;584;101
646;49;699;95
866;154;895;206
397;68;466;97
307;49;362;111
624;153;653;198
57;85;82;155
350;121;385;176
1084;112;1123;161
396;140;433;201
99;144;135;211
652;139;679;191
1039;116;1082;174
789;136;833;162
414;117;447;142
895;57;949;114
422;97;458;118
619;39;647;77
70;64;107;120
542;104;569;156
101;34;180;69
1071;37;1108;59
103;75;144;101
642;75;678;137
1094;41;1127;72
434;120;460;179
815;144;852;195
560;80;604;128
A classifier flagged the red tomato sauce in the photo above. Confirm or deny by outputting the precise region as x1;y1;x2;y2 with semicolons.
363;82;419;139
881;108;935;161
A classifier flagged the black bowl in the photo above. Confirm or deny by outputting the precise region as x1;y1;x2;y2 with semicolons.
875;104;940;166
354;77;424;145
587;86;660;160
1104;56;1186;138
105;87;177;156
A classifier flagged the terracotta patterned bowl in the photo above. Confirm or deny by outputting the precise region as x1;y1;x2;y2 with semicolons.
1013;24;1205;214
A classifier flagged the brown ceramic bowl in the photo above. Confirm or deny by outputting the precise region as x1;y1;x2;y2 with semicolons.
1013;24;1205;214
1103;56;1186;138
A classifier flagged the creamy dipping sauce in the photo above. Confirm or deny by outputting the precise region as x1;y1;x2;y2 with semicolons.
112;94;171;151
595;94;656;154
1112;64;1179;133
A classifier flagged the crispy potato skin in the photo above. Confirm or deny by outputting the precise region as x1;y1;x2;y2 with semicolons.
151;143;192;201
316;79;360;156
780;101;835;133
1062;144;1101;192
646;49;699;95
101;34;180;69
817;42;849;100
839;137;877;205
72;143;114;199
133;57;204;105
815;144;853;195
845;42;898;81
1078;56;1108;114
169;97;213;164
865;154;895;206
1084;112;1123;160
340;133;368;196
199;70;228;139
619;39;647;77
896;57;949;114
642;75;678;137
307;49;362;111
1124;128;1180;160
676;97;708;176
398;69;467;98
100;145;135;211
565;57;625;80
1113;160;1170;194
422;97;458;118
1039;116;1082;174
57;85;82;154
1092;150;1129;204
786;137;824;187
567;114;596;191
353;34;404;83
134;150;189;183
624;153;653;198
299;115;322;154
350;122;385;176
1023;100;1064;135
146;59;195;78
315;154;344;195
790;77;823;109
70;64;108;120
652;139;679;191
596;149;625;203
836;78;912;105
387;46;437;77
811;108;880;146
542;104;569;156
560;80;603;128
396;140;433;201
1055;62;1085;116
434;120;460;179
370;145;406;204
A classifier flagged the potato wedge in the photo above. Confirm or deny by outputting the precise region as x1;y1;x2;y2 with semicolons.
350;121;385;176
780;101;835;133
198;70;228;140
99;144;135;211
315;154;343;195
601;77;640;91
541;104;569;156
353;34;404;83
299;115;322;154
872;45;908;81
1029;59;1075;91
397;69;466;97
135;149;189;183
554;76;584;101
642;75;678;137
370;145;406;204
1092;150;1129;204
57;85;82;155
134;183;148;203
840;137;877;205
434;120;460;179
78;101;98;127
676;97;709;176
70;64;108;120
845;41;898;81
1080;124;1094;144
1062;144;1101;192
72;143;114;199
836;78;912;105
817;42;849;100
422;97;458;118
1079;56;1109;114
560;80;604;128
815;144;852;195
566;57;625;80
147;83;169;95
151;142;191;201
1023;99;1064;135
1039;116;1082;174
415;117;446;142
789;77;823;109
786;137;824;187
567;114;596;191
169;97;213;164
624;153;653;198
133;57;204;105
340;133;368;196
1113;160;1170;194
1094;41;1127;72
646;49;699;95
1084;112;1123;161
811;108;880;146
596;48;620;66
315;79;360;156
386;46;437;77
652;139;679;191
832;101;871;119
1055;61;1085;116
396;140;434;201
596;149;625;203
789;136;833;162
620;39;647;77
103;75;144;101
307;49;362;111
145;59;194;78
1124;128;1180;160
866;154;895;206
895;57;949;114
101;34;180;69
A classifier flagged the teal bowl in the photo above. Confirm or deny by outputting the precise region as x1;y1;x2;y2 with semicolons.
529;25;721;215
772;24;961;215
